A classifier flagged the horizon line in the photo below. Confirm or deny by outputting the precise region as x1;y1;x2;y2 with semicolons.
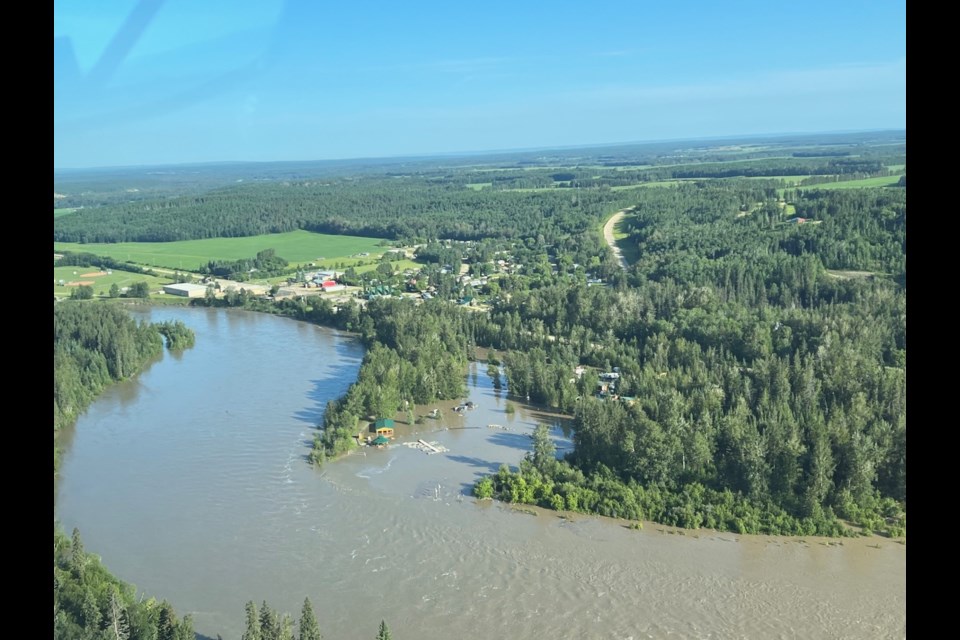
54;127;906;173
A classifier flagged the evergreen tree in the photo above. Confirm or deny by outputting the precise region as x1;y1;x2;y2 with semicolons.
260;600;280;640
298;597;322;640
178;614;195;640
242;601;261;640
278;613;293;640
68;528;85;575
70;284;94;300
127;281;150;298
80;590;101;630
530;423;556;472
376;620;392;640
157;602;178;640
107;587;131;640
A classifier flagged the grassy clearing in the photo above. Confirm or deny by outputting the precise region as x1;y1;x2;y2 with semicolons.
54;230;387;271
800;175;904;190
613;217;640;265
501;186;563;193
465;183;492;190
887;164;906;172
741;175;816;184
54;208;77;218
826;269;878;279
599;209;638;268
611;223;628;241
53;266;173;299
354;258;421;275
611;181;682;191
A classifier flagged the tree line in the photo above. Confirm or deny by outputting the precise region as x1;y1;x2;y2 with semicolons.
53;177;637;245
200;248;290;282
54;303;172;440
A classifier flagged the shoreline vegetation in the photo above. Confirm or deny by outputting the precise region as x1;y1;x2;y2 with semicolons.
54;302;201;638
190;285;905;540
53;300;398;640
55;527;390;640
53;302;197;473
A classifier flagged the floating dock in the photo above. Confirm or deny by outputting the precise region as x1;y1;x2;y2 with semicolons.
402;439;450;454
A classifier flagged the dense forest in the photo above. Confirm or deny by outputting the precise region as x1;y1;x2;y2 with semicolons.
53;133;904;244
53;179;636;244
472;182;905;536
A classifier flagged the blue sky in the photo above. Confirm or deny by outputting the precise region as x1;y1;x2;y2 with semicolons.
54;0;906;168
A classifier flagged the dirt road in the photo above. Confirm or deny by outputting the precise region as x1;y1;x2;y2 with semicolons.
603;209;629;270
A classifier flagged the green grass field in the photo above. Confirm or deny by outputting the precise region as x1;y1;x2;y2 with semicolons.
354;258;421;275
741;175;814;184
53;266;173;299
54;230;388;271
257;258;423;286
54;208;77;218
613;218;640;265
611;181;682;190
800;175;904;190
501;186;564;192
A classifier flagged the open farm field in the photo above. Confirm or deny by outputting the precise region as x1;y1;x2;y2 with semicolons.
54;230;387;271
801;175;905;190
612;181;683;190
53;265;172;298
354;258;421;275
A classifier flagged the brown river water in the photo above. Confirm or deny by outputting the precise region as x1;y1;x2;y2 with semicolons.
54;307;906;639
